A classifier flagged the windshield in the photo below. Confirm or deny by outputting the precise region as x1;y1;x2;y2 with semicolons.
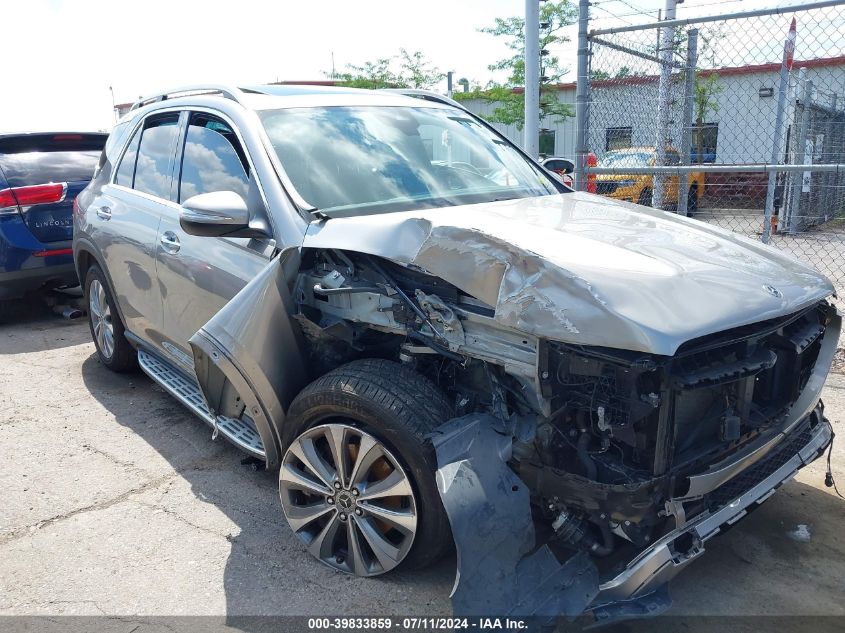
259;106;561;217
600;150;653;168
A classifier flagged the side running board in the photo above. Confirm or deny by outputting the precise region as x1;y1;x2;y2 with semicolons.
137;348;265;459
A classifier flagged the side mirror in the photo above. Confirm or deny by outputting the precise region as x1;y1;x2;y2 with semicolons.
541;157;575;175
180;191;251;238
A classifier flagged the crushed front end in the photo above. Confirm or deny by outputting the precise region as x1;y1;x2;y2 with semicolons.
510;301;839;617
290;247;839;621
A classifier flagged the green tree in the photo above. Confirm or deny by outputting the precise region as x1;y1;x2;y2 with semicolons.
693;72;722;163
332;58;402;89
330;50;444;90
456;1;577;129
398;49;446;89
590;66;643;81
675;25;725;163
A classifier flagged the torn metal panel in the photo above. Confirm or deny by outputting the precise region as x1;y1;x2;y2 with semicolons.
303;192;833;355
431;413;599;619
190;249;308;468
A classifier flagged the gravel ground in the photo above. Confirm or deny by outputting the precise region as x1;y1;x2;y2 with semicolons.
1;297;844;631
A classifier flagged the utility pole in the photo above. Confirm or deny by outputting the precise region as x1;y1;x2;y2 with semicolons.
524;0;540;158
447;71;454;98
574;0;590;191
654;0;679;209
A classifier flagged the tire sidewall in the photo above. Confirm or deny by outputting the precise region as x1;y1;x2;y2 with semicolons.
688;185;699;215
283;374;451;570
85;265;133;371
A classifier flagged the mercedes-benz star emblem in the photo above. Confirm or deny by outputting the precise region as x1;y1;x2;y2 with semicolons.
763;284;783;298
337;493;354;510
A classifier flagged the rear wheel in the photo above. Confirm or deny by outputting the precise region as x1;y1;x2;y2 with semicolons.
279;358;454;576
85;266;136;372
687;184;699;215
637;187;653;207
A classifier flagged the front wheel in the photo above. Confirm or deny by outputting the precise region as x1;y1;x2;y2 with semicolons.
637;187;653;207
279;359;454;576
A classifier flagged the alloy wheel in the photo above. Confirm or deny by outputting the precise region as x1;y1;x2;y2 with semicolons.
89;279;114;360
279;423;418;576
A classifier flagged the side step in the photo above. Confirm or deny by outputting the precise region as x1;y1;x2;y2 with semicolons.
137;348;266;459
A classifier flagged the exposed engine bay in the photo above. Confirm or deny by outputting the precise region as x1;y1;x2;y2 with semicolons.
290;247;837;615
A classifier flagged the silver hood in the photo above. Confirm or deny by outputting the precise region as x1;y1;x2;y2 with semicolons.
302;192;834;355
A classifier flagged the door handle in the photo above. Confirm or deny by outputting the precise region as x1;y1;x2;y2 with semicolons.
96;206;112;220
160;231;181;253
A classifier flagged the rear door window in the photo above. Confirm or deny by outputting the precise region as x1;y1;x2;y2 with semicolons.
177;113;249;202
114;128;141;187
130;114;180;200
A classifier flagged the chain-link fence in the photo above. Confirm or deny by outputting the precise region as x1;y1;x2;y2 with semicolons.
576;0;845;301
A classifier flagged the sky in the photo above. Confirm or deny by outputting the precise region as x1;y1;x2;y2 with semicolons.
0;0;819;133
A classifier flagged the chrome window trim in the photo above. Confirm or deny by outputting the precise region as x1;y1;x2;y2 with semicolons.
109;106;182;198
108;103;277;241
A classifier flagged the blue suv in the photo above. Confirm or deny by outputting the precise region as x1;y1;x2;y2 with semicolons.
0;132;107;316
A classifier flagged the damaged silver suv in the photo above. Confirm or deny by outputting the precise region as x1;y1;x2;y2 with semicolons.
74;84;840;620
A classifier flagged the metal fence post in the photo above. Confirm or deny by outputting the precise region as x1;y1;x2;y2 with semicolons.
677;29;698;216
654;0;678;210
574;0;590;191
762;18;796;244
524;0;540;158
786;71;813;233
824;93;839;217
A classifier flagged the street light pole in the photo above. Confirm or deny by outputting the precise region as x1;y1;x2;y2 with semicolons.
109;85;117;123
524;0;540;158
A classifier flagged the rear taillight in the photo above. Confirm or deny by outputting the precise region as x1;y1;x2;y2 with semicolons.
0;183;67;215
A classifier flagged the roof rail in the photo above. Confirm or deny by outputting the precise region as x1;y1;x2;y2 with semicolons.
130;84;246;111
380;89;469;112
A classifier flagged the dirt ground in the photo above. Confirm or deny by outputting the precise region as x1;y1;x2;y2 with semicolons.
1;296;844;631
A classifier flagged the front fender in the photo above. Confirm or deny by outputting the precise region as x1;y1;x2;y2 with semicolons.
189;248;308;469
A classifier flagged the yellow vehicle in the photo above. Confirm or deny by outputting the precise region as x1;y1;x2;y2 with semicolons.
595;147;705;213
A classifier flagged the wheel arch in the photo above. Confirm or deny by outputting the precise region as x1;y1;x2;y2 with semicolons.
73;239;130;334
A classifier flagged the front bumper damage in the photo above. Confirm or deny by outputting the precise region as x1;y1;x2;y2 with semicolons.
431;414;599;620
432;404;832;625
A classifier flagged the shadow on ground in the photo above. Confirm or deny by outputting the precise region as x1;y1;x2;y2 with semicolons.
1;290;88;354
78;348;845;629
79;351;456;621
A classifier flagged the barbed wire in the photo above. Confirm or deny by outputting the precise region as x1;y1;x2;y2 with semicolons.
590;3;637;25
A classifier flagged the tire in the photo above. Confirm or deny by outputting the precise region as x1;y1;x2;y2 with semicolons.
281;358;454;574
85;265;136;372
637;187;653;207
687;184;699;215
